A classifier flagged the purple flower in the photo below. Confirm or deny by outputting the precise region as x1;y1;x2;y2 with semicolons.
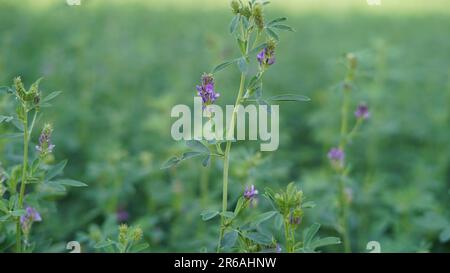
36;124;55;155
257;47;275;67
289;213;302;225
244;185;259;207
328;147;345;164
276;244;282;253
20;206;42;234
196;73;220;109
355;103;370;119
117;208;129;222
244;184;258;200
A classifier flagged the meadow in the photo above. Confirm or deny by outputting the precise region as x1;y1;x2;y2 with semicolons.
0;0;449;253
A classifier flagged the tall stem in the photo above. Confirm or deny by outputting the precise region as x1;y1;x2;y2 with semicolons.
338;81;352;253
16;110;29;253
217;73;246;252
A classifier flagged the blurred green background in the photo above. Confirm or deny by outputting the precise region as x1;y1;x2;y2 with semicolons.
0;0;449;252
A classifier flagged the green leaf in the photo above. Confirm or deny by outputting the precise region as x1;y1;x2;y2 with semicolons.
41;91;62;103
55;179;88;187
0;86;13;93
303;223;321;247
271;24;294;32
0;133;24;139
265;28;279;42
310;237;341;250
302;201;316;209
0;115;14;123
202;154;211;167
181;151;203;160
201;209;219;221
237;38;247;55
252;211;277;225
244;232;272;245
220;211;235;219
44;181;66;192
0;199;8;213
46;160;67;181
247;73;262;91
267;17;287;26
161;156;180;169
130;243;149;253
0;214;11;222
94;240;114;249
233;197;245;216
248;43;267;56
237;57;248;74
10;209;26;217
267;94;311;102
242;16;249;30
11;119;24;132
211;59;238;74
222;230;238;249
186;140;210;154
229;15;240;34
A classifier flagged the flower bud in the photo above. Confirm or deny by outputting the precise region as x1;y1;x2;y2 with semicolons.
252;3;264;30
346;53;357;70
118;224;128;246
14;77;27;100
132;227;143;242
230;0;240;14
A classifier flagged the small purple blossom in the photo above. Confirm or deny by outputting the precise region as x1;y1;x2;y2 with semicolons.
328;147;345;164
244;185;259;207
20;206;41;234
257;47;275;67
289;213;302;225
276;244;282;253
196;73;220;109
117;208;129;222
35;124;55;155
244;185;258;200
355;103;370;119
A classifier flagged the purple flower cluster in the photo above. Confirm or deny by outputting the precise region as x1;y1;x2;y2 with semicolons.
355;103;370;119
244;184;258;206
328;147;345;163
36;124;55;155
20;206;42;233
257;47;275;67
196;73;220;108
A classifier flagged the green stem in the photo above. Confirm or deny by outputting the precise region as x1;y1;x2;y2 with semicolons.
217;73;246;253
338;77;352;253
338;171;351;253
16;110;29;253
284;219;292;253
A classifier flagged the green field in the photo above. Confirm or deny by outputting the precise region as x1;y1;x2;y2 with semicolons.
0;0;449;252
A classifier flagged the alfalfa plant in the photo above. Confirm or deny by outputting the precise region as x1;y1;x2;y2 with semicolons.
327;53;370;252
0;77;87;252
163;0;340;252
